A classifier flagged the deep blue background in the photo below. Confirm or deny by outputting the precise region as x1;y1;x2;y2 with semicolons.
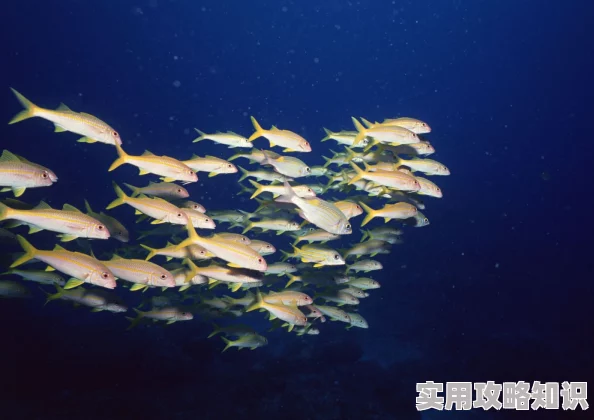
1;1;593;419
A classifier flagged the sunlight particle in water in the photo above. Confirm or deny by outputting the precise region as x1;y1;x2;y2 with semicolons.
173;80;181;88
314;57;320;64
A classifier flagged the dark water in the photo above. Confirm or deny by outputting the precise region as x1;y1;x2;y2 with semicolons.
1;1;592;419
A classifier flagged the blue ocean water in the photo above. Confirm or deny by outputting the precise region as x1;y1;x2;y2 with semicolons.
1;1;592;419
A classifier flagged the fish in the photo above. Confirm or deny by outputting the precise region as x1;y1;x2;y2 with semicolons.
317;290;360;306
261;153;311;178
238;166;291;183
246;291;307;331
263;290;313;306
182;155;237;177
2;268;65;286
345;312;369;329
177;200;206;213
242;218;300;235
84;200;129;243
208;323;257;339
0;150;57;197
220;334;268;352
175;220;267;272
344;277;381;290
0;280;32;299
9;88;122;145
395;157;450;176
141;242;211;261
343;239;391;259
282;244;345;268
212;232;251;245
0;201;110;242
126;307;193;329
109;143;198;183
341;287;370;299
264;262;298;276
182;208;216;229
124;182;189;199
106;183;188;225
276;181;352;235
292;229;340;245
348;162;421;192
102;255;175;292
352;117;419;147
333;200;363;220
193;129;253;148
11;235;116;289
405;211;430;228
46;285;127;313
383;142;435;156
321;128;368;148
315;305;351;323
380;117;431;134
248;240;276;255
248;180;316;200
248;116;311;152
229;149;280;163
346;259;383;273
415;177;443;198
359;201;418;226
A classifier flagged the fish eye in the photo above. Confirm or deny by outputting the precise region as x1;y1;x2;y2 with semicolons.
181;312;188;316
228;164;233;168
258;258;263;263
266;245;272;249
334;254;340;260
424;218;429;223
177;213;183;217
160;274;167;280
101;272;109;279
305;167;311;172
41;172;49;178
97;225;105;230
177;189;182;193
346;224;351;230
112;131;119;137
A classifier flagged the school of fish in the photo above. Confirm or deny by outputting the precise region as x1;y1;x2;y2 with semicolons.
0;88;449;352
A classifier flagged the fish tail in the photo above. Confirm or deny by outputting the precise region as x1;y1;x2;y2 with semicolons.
248;116;265;142
359;202;377;227
126;308;145;330
322;156;332;168
321;128;332;142
360;230;370;242
241;222;253;235
9;88;39;124
123;183;141;198
351;117;366;146
139;244;156;261
83;199;94;214
348;162;365;185
245;290;263;312
285;274;299;287
44;284;65;306
192;128;207;143
360;117;374;128
228;153;241;162
207;323;220;339
106;182;128;210
11;235;38;267
0;201;14;221
175;219;201;251
238;166;250;182
248;180;264;199
221;336;234;352
108;143;129;172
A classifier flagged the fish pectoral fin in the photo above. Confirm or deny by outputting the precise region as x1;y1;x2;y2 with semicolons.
227;263;242;268
12;187;26;197
28;226;43;234
54;124;67;133
134;210;143;215
287;324;294;332
313;263;323;268
64;278;85;289
138;169;150;175
58;234;78;242
166;320;176;325
150;219;166;225
230;283;242;292
45;265;56;272
282;148;296;153
160;177;176;182
208;172;218;178
129;283;147;292
77;137;98;143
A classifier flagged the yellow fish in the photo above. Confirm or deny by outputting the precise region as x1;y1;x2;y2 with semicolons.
359;201;418;226
0;201;109;242
248;116;311;152
0;150;57;197
109;143;198;183
193;129;253;148
246;291;307;331
124;182;189;199
101;254;175;292
182;155;237;177
84;200;129;243
9;88;122;145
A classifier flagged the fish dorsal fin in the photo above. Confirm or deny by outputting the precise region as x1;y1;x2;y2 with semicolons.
12;154;31;164
79;112;100;121
226;131;240;136
110;253;123;260
53;244;66;251
166;241;174;247
191;154;201;159
205;155;217;159
62;203;82;213
0;150;21;163
34;200;53;210
271;125;279;130
141;150;155;156
56;103;73;112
